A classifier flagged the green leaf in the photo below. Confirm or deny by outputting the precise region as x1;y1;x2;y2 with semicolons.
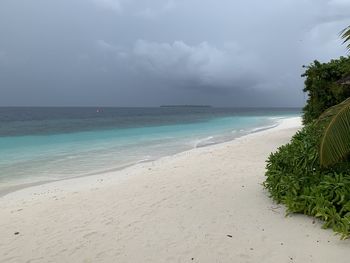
341;26;350;51
319;97;350;167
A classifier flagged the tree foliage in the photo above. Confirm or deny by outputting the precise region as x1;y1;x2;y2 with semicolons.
301;56;350;124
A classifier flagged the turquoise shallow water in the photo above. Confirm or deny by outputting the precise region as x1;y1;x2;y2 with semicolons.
0;107;300;192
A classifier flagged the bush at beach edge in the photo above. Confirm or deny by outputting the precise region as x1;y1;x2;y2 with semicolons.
264;121;350;239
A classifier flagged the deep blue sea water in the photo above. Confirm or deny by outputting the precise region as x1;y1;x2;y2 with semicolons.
0;107;300;192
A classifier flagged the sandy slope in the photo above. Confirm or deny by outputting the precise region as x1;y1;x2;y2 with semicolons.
1;117;349;263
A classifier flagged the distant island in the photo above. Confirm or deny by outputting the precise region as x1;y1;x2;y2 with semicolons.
160;105;212;108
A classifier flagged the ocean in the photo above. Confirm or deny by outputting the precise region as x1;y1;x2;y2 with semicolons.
0;107;300;193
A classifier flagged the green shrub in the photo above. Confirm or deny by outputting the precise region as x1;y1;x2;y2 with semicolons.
264;122;350;239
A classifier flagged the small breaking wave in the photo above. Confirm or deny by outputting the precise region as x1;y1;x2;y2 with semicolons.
249;123;279;133
193;136;216;148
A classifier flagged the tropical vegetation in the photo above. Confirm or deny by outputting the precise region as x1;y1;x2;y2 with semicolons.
264;122;350;239
264;26;350;239
301;57;350;124
319;98;350;167
341;26;350;51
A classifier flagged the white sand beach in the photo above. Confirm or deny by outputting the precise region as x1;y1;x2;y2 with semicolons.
1;117;349;263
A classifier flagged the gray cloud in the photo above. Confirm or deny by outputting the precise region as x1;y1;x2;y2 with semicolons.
91;0;123;12
135;1;177;19
0;0;350;107
0;50;6;62
97;39;264;89
132;40;262;87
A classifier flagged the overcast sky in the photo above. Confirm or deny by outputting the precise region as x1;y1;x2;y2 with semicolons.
0;0;349;107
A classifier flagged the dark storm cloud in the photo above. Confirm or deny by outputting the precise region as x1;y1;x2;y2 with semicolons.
0;0;349;106
97;39;263;87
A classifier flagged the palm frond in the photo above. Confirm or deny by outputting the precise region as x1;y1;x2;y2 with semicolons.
341;26;350;51
319;97;350;167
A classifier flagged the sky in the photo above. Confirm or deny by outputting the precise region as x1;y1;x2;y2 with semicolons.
0;0;350;107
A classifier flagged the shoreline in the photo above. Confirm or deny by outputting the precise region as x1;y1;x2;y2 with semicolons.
2;116;350;262
0;116;292;198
